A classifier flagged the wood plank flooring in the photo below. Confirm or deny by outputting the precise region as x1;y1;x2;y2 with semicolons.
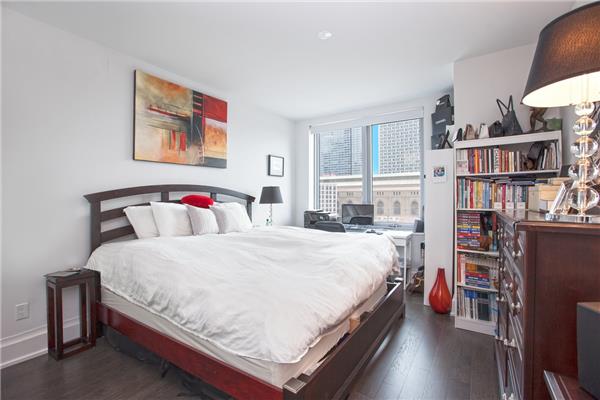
1;293;498;400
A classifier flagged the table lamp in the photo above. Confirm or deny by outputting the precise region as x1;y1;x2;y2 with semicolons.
259;186;283;226
522;2;600;222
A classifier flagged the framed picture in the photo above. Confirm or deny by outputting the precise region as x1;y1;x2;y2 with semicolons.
432;165;447;183
134;70;228;168
268;155;284;177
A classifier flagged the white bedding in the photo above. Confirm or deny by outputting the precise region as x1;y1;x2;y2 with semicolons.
86;226;397;364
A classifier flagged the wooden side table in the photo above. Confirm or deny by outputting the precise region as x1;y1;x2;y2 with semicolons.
45;268;100;360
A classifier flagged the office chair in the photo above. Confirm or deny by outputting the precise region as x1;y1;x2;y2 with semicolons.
314;221;346;233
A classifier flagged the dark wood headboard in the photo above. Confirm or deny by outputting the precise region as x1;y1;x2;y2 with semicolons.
84;184;255;253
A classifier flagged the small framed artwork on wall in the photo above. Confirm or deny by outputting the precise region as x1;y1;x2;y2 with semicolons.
268;155;284;177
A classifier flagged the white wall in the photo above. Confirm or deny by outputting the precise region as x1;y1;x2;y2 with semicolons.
454;43;561;135
0;9;294;367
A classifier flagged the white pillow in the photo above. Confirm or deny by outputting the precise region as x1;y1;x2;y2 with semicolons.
211;202;252;233
150;202;193;237
124;206;159;239
186;205;219;235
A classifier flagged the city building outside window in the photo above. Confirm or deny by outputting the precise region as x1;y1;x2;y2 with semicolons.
315;118;421;226
377;200;384;215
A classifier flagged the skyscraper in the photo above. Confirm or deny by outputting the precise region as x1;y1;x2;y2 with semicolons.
377;119;421;174
319;127;362;176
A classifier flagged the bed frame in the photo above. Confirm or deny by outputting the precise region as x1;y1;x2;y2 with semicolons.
84;184;405;400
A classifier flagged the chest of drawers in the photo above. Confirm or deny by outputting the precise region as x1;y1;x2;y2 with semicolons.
495;211;600;400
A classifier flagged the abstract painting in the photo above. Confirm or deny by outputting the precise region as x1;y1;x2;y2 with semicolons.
134;70;227;168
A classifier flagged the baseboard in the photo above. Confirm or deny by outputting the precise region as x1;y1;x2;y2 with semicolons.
0;317;80;369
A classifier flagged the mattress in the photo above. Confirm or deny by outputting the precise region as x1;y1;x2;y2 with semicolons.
101;282;387;388
87;227;397;365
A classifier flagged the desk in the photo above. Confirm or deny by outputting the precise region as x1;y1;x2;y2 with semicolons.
384;231;420;290
345;229;422;289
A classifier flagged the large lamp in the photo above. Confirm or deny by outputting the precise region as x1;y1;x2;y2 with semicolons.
523;2;600;222
259;186;283;226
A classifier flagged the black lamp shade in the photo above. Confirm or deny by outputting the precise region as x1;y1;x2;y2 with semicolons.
259;186;283;204
522;2;600;107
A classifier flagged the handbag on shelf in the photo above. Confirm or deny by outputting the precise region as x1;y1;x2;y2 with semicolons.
489;121;504;137
464;124;477;140
497;95;523;135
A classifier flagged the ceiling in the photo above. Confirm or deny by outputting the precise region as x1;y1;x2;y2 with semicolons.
5;1;573;120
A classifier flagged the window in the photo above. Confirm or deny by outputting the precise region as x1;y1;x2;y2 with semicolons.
377;201;384;215
314;115;422;226
411;201;419;216
371;119;422;224
317;127;362;216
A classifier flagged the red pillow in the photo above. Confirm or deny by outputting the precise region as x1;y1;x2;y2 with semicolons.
181;194;214;209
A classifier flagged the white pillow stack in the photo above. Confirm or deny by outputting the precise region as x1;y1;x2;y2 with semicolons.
211;202;253;233
150;202;193;237
186;204;219;235
123;201;251;239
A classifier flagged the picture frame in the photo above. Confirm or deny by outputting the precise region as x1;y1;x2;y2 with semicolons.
268;155;284;177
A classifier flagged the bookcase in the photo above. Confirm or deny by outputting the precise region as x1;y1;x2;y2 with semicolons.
452;131;562;335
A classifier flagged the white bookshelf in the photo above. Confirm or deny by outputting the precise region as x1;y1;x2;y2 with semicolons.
456;169;560;178
453;130;562;336
454;130;561;149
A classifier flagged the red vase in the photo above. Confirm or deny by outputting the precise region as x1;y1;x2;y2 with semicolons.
429;268;452;314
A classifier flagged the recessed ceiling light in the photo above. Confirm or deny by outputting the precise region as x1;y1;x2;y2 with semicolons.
318;30;333;41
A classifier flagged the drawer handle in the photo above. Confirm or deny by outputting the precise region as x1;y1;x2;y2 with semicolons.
503;282;514;291
510;302;522;314
512;249;522;259
503;338;517;349
496;295;506;303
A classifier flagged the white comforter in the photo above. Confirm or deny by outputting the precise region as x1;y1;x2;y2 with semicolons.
86;226;397;363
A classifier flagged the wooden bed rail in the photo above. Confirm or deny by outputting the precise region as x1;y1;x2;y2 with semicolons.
283;282;405;400
84;184;255;253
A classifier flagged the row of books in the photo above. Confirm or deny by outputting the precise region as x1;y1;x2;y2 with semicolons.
456;178;533;210
456;143;559;175
457;287;498;323
457;211;497;251
457;253;499;289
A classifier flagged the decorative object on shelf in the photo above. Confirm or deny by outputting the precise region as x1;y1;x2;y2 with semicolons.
429;268;452;314
497;95;523;136
451;127;463;142
464;124;477;140
259;186;283;226
546;117;563;132
431;94;454;149
436;129;453;149
528;107;548;132
522;2;600;222
479;123;490;139
488;121;504;138
268;155;284;177
134;70;228;168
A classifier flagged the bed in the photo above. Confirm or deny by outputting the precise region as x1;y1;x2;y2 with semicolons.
84;184;405;400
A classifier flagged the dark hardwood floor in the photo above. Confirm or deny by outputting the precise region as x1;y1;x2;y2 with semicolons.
1;293;498;400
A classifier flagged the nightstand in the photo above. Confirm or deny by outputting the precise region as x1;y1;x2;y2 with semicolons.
45;268;100;360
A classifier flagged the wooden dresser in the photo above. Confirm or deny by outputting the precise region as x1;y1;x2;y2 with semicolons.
495;211;600;400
